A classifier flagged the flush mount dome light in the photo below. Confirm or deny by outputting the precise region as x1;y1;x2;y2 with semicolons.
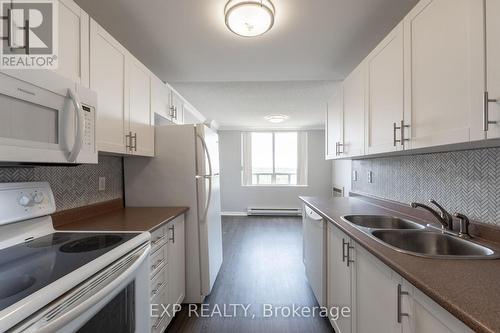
224;0;275;37
265;114;289;123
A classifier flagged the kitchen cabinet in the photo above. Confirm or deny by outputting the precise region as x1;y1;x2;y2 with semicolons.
327;222;354;333
149;215;186;333
167;215;186;311
151;75;171;122
90;19;128;155
403;0;485;148
322;208;475;333
55;0;89;87
401;280;474;333
485;0;500;139
355;246;402;333
365;22;405;155
342;61;366;157
128;56;154;156
90;19;155;156
169;89;184;124
325;89;344;159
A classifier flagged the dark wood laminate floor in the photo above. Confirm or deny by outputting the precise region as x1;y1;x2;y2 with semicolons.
167;216;334;333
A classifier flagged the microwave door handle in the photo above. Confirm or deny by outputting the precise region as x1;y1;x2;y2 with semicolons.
66;89;84;163
196;134;213;223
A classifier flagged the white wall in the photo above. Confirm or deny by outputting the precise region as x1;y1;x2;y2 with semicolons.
332;160;352;195
219;130;332;213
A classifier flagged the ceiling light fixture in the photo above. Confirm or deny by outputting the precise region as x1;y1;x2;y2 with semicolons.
265;114;289;123
224;0;275;37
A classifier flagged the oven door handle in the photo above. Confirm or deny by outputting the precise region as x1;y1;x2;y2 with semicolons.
66;89;84;163
14;243;150;333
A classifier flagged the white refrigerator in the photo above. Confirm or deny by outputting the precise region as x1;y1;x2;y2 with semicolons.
124;124;223;303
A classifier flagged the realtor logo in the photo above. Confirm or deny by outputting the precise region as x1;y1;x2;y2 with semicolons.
0;0;58;69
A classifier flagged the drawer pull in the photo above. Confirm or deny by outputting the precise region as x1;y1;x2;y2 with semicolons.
151;258;165;271
151;281;165;296
151;235;165;246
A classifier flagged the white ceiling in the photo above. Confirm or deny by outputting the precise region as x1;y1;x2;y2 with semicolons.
172;81;340;129
75;0;418;128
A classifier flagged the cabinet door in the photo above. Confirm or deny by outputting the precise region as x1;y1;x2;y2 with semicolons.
355;247;402;333
325;90;343;160
90;19;127;154
170;91;184;124
402;280;474;333
485;0;500;139
403;0;485;148
167;216;185;311
327;223;352;333
151;75;170;122
366;23;405;155
56;0;89;87
343;61;365;157
128;57;154;157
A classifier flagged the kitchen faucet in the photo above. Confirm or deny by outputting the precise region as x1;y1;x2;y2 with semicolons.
410;199;454;231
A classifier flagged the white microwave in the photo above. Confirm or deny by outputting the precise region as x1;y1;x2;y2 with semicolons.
0;70;97;164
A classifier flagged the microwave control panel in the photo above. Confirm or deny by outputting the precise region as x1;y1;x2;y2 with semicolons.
82;104;95;151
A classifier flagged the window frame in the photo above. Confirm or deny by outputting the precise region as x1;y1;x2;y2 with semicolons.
242;130;307;187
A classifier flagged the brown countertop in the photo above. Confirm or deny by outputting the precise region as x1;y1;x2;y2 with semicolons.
53;199;189;233
300;195;500;333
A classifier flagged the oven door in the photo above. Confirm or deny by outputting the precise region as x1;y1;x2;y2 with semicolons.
0;70;97;164
12;243;151;333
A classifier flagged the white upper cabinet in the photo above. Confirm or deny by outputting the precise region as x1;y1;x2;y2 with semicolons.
90;19;128;155
151;75;170;121
56;0;89;87
366;23;405;155
485;0;500;139
128;56;154;157
403;0;485;148
342;61;366;158
326;90;344;159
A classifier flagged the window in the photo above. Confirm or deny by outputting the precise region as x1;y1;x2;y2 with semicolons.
241;131;308;186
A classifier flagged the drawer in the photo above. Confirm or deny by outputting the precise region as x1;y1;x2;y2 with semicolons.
150;226;167;254
151;289;170;333
150;268;167;300
150;246;166;277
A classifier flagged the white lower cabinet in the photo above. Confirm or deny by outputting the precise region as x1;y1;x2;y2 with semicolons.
149;215;185;333
327;222;354;333
325;218;474;333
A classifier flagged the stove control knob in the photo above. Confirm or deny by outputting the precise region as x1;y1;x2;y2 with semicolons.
33;193;45;204
18;194;33;207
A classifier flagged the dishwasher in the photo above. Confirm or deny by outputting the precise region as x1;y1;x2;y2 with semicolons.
302;205;327;307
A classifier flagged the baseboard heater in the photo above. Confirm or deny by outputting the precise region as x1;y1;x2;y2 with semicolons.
247;208;302;216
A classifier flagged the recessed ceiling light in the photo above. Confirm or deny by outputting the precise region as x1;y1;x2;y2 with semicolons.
224;0;275;37
265;114;289;123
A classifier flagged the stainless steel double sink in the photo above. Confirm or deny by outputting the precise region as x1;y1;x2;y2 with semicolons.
341;215;499;259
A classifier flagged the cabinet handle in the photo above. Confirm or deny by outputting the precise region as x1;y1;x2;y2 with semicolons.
400;120;410;145
346;243;355;267
393;122;401;146
132;132;137;151
169;225;175;243
151;258;165;271
151;235;165;246
483;91;498;131
151;281;166;296
125;131;132;150
342;238;348;262
397;284;409;323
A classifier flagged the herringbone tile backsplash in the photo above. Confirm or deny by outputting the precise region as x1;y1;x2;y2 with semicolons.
0;155;123;211
352;147;500;225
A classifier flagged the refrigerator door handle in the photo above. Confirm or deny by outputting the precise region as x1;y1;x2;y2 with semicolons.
196;134;213;223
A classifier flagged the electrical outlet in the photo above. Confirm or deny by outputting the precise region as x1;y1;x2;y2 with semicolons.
367;171;373;183
98;177;106;191
352;170;358;181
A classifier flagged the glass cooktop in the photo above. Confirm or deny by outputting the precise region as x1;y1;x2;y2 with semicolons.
0;232;140;312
